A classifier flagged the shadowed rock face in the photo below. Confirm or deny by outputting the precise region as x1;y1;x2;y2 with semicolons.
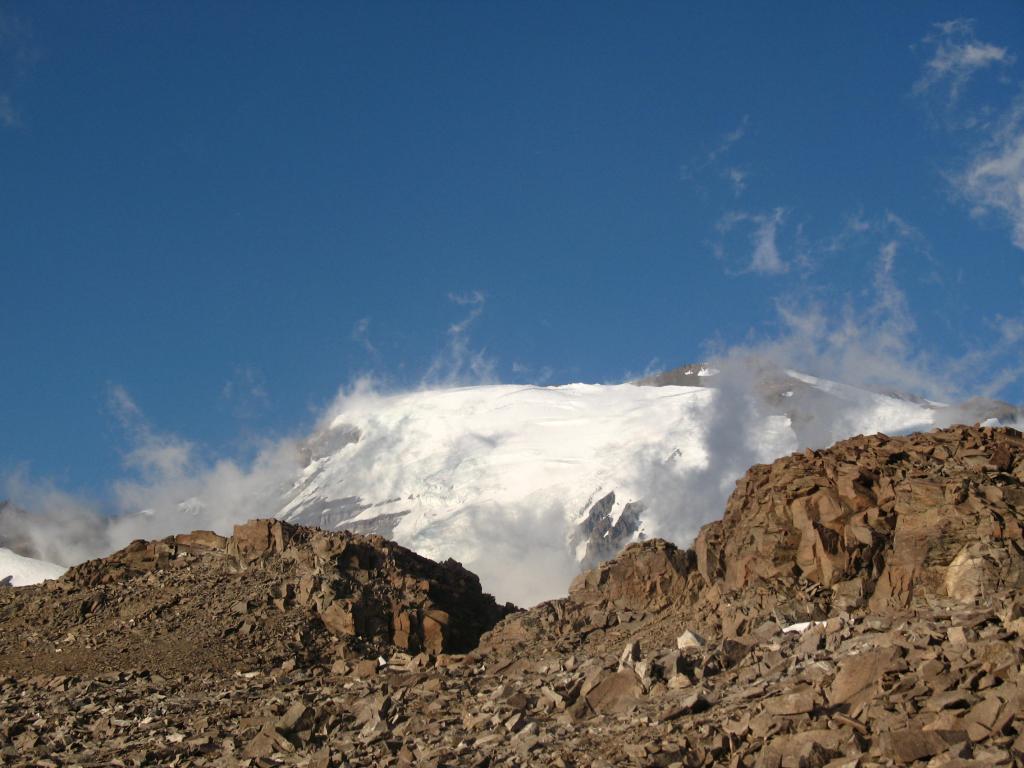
695;425;1024;611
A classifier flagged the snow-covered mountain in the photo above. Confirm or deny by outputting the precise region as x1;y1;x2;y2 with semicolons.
0;547;66;587
275;365;982;595
4;364;1016;601
281;382;749;553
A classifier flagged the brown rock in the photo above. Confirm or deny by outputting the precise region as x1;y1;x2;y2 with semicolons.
828;646;902;707
276;702;315;735
421;608;450;654
877;729;961;764
320;602;357;637
764;686;817;715
174;530;227;550
230;519;290;562
569;539;697;611
585;670;645;715
692;426;1024;610
352;659;379;678
945;541;1024;604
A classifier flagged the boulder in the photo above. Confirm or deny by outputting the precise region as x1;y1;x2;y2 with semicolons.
569;539;698;611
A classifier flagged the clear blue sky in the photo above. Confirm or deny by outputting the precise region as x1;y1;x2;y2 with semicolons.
2;1;1023;501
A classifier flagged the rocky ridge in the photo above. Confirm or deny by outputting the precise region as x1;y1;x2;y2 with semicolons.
0;520;512;680
0;425;1022;767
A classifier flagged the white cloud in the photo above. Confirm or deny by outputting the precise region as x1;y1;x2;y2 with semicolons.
995;314;1024;344
108;384;143;424
511;361;554;384
914;19;1013;105
733;210;1024;404
956;97;1024;249
624;220;1021;555
2;388;303;567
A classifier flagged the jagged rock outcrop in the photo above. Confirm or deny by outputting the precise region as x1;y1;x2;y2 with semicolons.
569;538;696;611
572;491;646;570
695;425;1024;612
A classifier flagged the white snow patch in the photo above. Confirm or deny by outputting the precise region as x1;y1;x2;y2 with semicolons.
0;548;67;586
782;620;828;634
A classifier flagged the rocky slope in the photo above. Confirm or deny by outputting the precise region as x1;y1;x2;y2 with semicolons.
0;425;1023;767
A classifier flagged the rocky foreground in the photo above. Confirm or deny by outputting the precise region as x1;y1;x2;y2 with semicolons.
2;425;1024;767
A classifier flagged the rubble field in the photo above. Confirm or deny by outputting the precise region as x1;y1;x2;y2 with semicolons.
1;425;1023;767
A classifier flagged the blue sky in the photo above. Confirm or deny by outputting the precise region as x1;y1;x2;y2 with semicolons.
2;2;1024;502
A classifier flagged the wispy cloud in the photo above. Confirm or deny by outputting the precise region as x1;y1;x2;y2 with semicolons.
0;8;36;130
912;19;1024;251
914;19;1013;107
724;167;747;197
750;209;786;274
421;290;496;386
716;207;788;275
221;366;270;419
0;93;16;128
511;361;554;384
955;96;1024;249
446;289;486;334
351;316;377;356
743;210;1024;404
706;114;750;165
622;212;1023;558
681;115;751;195
108;385;196;482
448;289;486;307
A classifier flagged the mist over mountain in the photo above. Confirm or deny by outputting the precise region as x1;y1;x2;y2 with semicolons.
4;362;1017;605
